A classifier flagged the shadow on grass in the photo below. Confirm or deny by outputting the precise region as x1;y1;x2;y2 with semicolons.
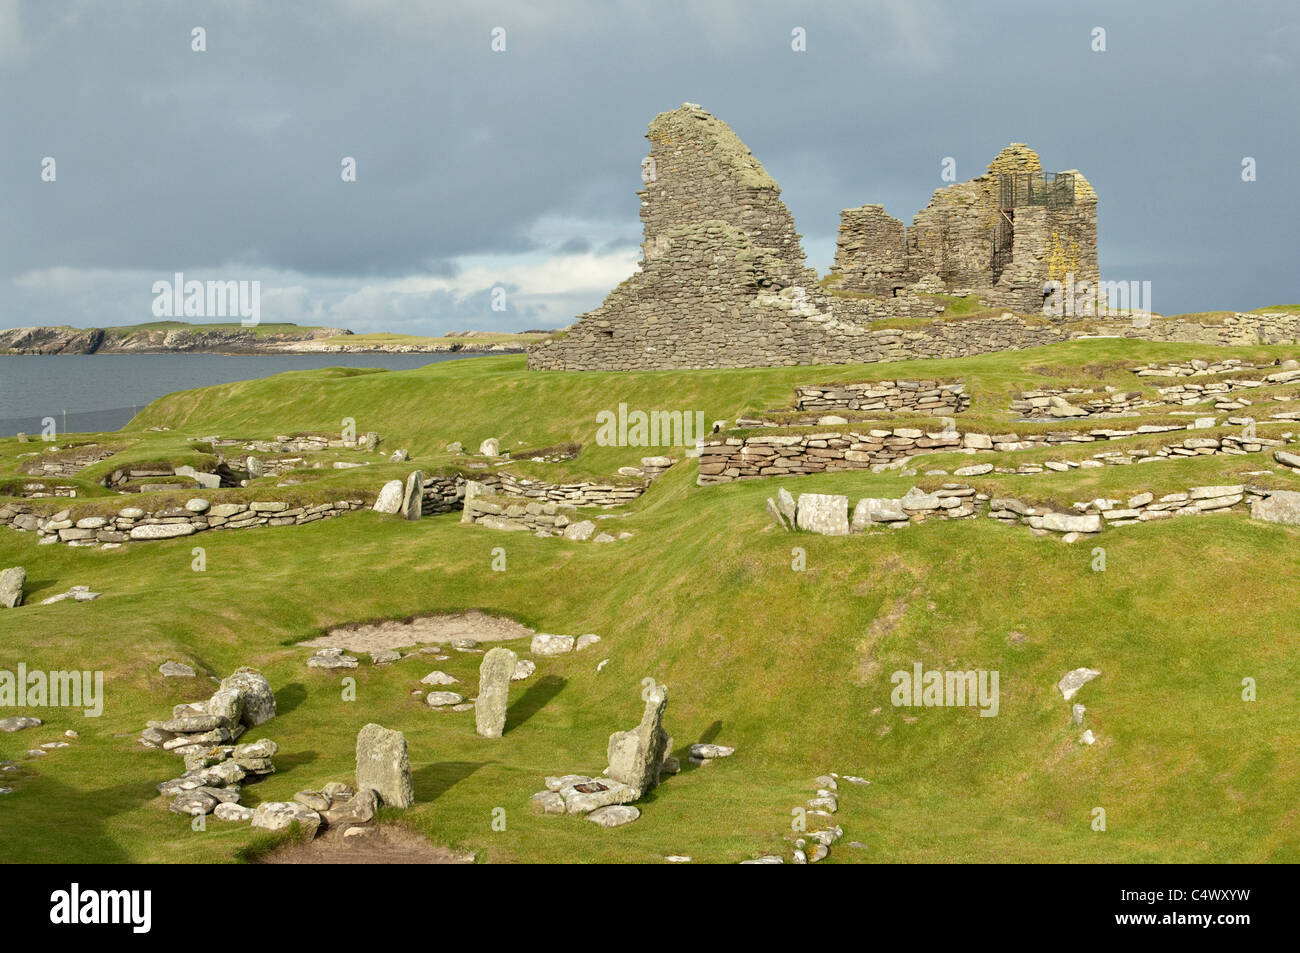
274;682;308;717
412;760;489;803
3;774;152;862
268;747;318;778
504;674;564;733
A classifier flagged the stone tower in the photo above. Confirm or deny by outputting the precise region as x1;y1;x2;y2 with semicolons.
526;104;831;371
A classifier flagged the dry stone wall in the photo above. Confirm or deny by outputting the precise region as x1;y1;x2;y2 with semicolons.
0;497;364;547
700;423;1295;485
794;379;969;416
770;483;1289;538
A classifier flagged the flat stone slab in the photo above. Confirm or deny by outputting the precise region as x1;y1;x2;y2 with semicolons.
0;717;41;732
586;804;640;828
531;633;575;656
1057;668;1101;701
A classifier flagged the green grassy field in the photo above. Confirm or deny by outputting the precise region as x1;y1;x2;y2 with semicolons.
1;338;1298;863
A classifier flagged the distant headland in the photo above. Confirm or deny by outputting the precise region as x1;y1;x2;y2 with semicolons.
0;322;549;356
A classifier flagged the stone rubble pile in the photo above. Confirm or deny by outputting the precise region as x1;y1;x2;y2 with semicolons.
1058;668;1101;745
143;667;280;818
793;775;844;864
224;723;411;838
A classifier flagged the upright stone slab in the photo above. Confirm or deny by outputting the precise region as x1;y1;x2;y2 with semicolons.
355;723;414;808
0;567;25;608
607;685;671;795
795;494;850;536
475;647;517;739
373;480;404;514
402;470;424;521
1252;490;1300;526
460;480;488;523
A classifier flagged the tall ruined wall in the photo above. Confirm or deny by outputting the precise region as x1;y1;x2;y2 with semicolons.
830;205;908;295
528;104;836;371
527;108;1278;372
639;105;811;282
831;143;1100;313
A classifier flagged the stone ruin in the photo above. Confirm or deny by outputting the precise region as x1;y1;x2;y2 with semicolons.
525;104;1111;372
527;684;678;828
830;143;1098;313
527;103;841;372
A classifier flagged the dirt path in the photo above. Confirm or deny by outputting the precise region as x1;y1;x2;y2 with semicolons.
253;826;476;864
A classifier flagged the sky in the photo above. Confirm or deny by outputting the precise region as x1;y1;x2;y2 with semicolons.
2;0;1296;335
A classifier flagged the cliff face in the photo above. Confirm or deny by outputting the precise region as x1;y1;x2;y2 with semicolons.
0;326;107;354
0;324;348;355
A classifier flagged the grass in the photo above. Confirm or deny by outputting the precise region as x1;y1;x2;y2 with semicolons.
1;337;1298;863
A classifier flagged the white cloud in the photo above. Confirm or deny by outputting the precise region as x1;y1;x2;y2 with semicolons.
5;247;640;335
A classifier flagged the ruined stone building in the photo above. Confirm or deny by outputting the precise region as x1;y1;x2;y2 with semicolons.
527;103;839;371
830;144;1098;312
528;104;1286;371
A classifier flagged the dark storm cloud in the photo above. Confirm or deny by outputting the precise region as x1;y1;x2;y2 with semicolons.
1;0;1296;333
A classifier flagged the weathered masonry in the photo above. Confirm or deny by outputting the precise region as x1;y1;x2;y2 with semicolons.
830;144;1098;312
527;103;1296;372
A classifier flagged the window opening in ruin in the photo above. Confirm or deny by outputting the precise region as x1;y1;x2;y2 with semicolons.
991;210;1014;282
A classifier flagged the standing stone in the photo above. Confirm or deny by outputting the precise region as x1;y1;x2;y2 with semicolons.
361;431;380;452
373;480;404;514
355;723;414;809
776;487;797;524
402;470;424;521
479;438;500;456
475;647;517;738
0;567;25;609
246;456;264;479
607;685;671;795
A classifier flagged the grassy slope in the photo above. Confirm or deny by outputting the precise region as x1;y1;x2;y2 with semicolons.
1;338;1298;863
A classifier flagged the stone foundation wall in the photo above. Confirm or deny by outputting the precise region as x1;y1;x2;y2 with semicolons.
0;498;365;547
794;379;968;415
492;473;645;507
699;424;1292;485
532;307;1300;373
415;471;649;515
770;483;1279;537
1011;388;1152;418
461;495;577;536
